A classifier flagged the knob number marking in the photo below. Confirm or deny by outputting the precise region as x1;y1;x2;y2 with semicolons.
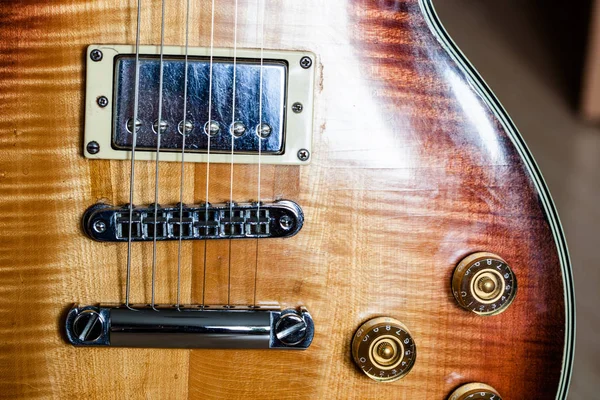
351;317;417;382
452;252;517;316
447;382;503;400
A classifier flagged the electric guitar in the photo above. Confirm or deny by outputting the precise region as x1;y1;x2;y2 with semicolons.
0;0;574;399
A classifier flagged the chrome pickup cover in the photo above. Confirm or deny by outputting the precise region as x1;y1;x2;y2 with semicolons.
83;200;303;242
113;56;286;154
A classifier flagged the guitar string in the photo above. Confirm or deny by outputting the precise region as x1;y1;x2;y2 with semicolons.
227;0;239;308
253;0;266;308
125;0;143;310
176;0;191;311
201;0;216;308
150;0;167;311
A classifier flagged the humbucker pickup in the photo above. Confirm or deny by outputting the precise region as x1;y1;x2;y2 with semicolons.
83;200;303;242
84;45;315;165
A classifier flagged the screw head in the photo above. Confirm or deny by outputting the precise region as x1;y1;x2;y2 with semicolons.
178;120;194;135
291;102;304;114
126;118;142;133
97;96;109;108
92;220;107;233
86;141;100;155
204;120;220;137
300;56;313;69
72;310;104;343
279;215;293;230
256;123;272;139
275;311;308;345
90;49;103;62
230;121;246;137
152;119;169;134
297;148;310;161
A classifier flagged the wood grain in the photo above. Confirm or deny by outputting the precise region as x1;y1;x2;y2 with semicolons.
0;0;571;399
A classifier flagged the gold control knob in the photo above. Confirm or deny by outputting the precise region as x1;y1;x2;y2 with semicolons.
448;383;502;400
351;317;416;382
452;252;517;316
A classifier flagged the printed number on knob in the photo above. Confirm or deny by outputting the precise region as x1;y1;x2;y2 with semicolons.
351;317;416;382
452;252;517;316
448;383;502;400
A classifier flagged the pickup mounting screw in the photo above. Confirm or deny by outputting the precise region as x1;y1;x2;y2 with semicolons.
97;96;109;108
72;310;104;343
86;141;100;155
90;49;103;62
93;220;107;233
300;56;312;69
291;102;303;114
297;148;310;161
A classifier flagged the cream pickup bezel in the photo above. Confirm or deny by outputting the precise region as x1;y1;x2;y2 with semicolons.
83;44;315;165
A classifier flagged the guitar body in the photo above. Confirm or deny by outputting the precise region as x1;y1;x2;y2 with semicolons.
0;0;574;399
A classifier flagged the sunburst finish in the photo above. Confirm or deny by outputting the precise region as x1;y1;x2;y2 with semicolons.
0;0;573;399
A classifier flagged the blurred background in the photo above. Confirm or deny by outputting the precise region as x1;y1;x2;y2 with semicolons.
434;1;599;398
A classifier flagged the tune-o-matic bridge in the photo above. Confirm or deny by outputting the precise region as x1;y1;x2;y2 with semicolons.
65;305;314;349
83;200;303;242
